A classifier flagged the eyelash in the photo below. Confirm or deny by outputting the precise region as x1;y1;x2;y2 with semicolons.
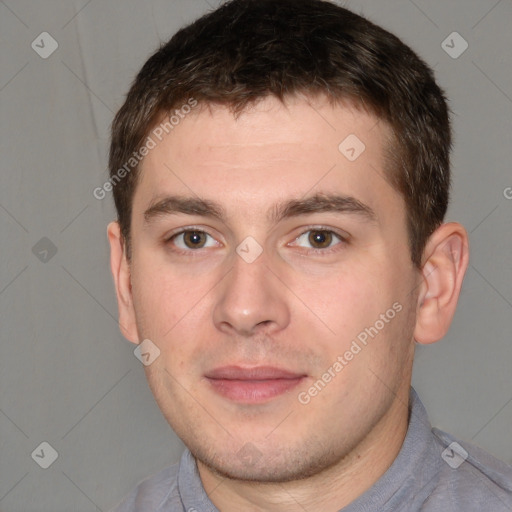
165;226;348;255
289;227;348;254
164;227;219;256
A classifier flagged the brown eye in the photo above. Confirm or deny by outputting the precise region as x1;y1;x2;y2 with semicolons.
308;230;333;249
169;230;219;252
182;231;208;248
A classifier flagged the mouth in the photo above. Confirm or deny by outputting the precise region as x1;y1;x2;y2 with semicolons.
204;366;307;404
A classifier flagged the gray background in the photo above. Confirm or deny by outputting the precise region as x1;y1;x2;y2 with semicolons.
0;0;511;510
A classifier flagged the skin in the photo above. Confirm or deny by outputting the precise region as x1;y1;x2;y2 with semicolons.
108;94;469;511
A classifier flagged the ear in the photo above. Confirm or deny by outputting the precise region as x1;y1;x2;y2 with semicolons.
107;221;140;344
414;222;469;345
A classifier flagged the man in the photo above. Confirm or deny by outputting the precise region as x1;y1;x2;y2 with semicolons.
107;0;512;510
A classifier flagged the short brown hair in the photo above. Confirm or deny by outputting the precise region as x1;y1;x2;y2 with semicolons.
109;0;451;268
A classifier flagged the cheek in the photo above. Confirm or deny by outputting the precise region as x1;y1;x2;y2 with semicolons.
129;256;192;340
297;260;410;366
129;257;217;369
294;264;387;333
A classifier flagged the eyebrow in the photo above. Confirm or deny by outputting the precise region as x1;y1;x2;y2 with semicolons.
144;196;224;223
143;193;377;225
270;193;377;224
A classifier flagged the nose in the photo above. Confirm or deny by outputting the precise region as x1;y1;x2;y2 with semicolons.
213;250;290;337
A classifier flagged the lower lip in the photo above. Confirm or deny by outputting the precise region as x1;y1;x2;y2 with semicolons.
206;377;305;403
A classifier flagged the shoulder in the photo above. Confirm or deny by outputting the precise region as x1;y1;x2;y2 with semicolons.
421;427;512;511
109;463;182;512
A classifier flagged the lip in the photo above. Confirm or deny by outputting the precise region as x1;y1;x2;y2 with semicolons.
205;366;307;403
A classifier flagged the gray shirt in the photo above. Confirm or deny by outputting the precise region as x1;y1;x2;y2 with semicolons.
111;388;512;511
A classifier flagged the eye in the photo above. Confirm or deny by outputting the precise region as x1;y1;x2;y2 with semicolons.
170;230;217;250
293;229;344;250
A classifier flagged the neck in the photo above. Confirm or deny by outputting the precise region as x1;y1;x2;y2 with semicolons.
197;387;411;512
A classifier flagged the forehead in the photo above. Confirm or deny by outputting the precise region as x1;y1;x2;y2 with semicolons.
134;95;403;224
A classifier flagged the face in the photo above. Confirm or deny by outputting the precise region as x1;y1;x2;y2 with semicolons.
123;95;420;482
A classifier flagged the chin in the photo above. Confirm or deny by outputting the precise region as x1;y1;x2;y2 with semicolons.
194;442;339;483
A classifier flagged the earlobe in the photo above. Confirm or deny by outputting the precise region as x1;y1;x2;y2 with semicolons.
107;221;140;344
414;222;469;345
